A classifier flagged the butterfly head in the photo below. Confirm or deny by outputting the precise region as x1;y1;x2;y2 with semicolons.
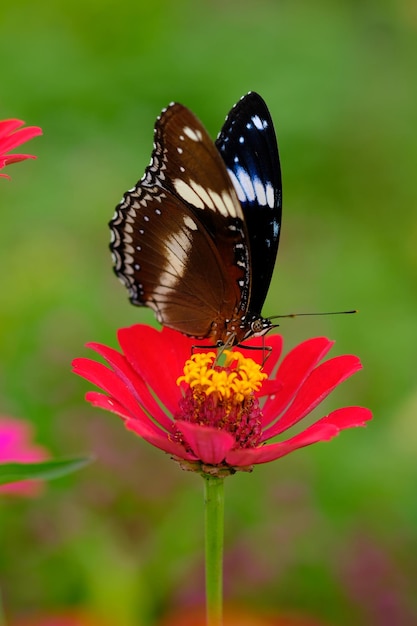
240;313;277;343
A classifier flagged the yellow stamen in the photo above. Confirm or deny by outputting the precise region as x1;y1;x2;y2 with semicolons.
177;350;267;402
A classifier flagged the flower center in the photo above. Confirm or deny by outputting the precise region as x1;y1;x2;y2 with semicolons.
175;350;267;448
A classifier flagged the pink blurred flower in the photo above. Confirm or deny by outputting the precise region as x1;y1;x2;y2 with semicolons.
0;416;48;496
73;325;371;476
0;119;42;179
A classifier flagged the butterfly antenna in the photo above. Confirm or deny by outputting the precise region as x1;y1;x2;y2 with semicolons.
268;309;357;321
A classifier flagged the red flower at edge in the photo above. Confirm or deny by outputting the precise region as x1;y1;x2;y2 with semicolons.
0;118;42;179
0;416;48;496
72;325;371;476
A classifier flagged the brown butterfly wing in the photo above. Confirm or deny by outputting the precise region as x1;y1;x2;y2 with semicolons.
110;103;251;341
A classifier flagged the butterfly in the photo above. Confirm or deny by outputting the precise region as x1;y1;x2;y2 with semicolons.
109;92;282;346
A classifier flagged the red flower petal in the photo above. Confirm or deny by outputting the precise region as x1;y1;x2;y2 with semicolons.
84;389;190;458
84;342;173;430
72;357;172;432
85;391;133;420
85;391;191;459
259;378;283;397
260;337;334;426
319;405;372;429
175;421;236;465
262;354;362;441
226;407;372;466
1;153;36;165
0;119;26;137
117;325;198;410
0;120;42;153
125;418;197;459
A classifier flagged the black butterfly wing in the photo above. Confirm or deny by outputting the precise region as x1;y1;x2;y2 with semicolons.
110;103;251;341
215;92;282;316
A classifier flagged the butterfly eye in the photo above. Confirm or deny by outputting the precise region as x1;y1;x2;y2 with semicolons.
250;318;271;337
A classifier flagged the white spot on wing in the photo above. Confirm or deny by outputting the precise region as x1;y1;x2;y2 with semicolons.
183;126;203;142
183;215;198;231
235;166;255;201
189;180;215;210
228;167;275;209
227;169;246;203
253;178;267;206
173;178;205;209
221;190;238;218
252;115;267;130
265;182;275;208
152;229;193;320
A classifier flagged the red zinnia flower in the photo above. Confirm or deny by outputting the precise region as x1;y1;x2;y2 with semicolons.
72;325;371;476
0;118;42;179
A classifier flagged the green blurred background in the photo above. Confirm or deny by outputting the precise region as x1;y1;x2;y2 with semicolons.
1;0;416;624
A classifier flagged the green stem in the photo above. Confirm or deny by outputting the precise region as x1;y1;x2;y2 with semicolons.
204;475;224;626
